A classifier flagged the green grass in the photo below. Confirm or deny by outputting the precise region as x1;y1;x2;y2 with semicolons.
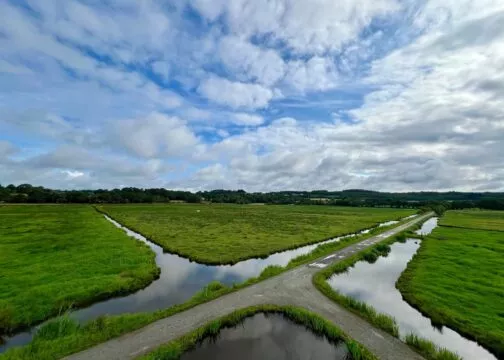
0;205;159;334
0;218;415;360
98;204;415;264
313;242;401;337
397;210;504;358
405;334;462;360
313;218;462;360
0;282;232;360
139;305;378;360
439;209;504;232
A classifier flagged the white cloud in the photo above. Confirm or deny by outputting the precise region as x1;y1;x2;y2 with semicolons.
1;0;504;192
64;170;85;179
218;36;286;86
112;112;199;158
231;113;265;126
198;76;274;109
284;56;339;92
191;0;401;54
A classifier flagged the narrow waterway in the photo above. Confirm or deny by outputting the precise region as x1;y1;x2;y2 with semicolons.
0;214;416;352
327;218;497;360
180;313;352;360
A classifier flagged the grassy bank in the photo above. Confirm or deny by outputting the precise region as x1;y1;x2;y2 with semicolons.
139;305;377;360
0;205;159;334
0;217;419;360
98;204;415;264
313;218;462;360
439;209;504;232
397;210;504;358
313;241;401;337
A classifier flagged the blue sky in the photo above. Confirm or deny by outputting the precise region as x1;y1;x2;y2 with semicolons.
1;0;503;191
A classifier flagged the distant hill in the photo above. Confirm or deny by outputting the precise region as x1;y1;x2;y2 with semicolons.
1;183;503;210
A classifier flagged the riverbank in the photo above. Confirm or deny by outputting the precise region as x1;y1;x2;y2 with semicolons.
0;205;159;335
397;210;504;359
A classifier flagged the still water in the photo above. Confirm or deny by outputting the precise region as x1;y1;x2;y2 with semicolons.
0;215;412;352
327;218;497;360
181;313;351;360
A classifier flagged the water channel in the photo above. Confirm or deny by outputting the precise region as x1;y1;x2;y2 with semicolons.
180;313;352;360
0;214;415;352
327;218;497;360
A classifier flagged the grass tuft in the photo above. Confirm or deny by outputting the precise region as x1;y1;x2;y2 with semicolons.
34;316;80;342
405;334;462;360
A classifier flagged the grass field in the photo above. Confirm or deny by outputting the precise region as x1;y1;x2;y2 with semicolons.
398;210;504;358
0;205;159;334
98;204;415;264
0;219;416;360
439;209;504;232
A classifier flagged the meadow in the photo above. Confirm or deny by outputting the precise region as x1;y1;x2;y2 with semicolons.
98;204;415;264
439;209;504;231
398;210;504;358
0;218;416;360
0;205;159;334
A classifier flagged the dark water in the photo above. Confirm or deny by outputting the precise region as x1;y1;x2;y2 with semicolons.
327;218;497;360
181;313;351;360
0;214;415;352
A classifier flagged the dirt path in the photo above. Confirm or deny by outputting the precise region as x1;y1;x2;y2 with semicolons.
67;213;432;360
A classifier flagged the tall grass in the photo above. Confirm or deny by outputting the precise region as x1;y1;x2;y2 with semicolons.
139;305;378;360
405;334;462;360
97;204;415;264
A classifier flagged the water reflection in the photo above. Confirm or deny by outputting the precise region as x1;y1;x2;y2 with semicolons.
327;218;496;360
181;313;351;360
0;214;415;352
74;215;405;322
415;217;438;235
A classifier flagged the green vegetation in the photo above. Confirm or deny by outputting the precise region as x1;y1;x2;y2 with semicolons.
0;205;159;334
313;218;462;360
439;209;504;232
313;242;401;337
139;305;378;360
0;282;231;360
398;210;504;358
0;218;415;360
98;204;414;264
405;334;461;360
3;183;504;210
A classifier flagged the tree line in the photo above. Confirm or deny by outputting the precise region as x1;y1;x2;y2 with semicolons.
1;184;503;211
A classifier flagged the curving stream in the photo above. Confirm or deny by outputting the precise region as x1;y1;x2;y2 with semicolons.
327;218;497;360
0;214;416;353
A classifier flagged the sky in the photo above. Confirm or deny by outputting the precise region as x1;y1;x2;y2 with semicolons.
1;0;503;192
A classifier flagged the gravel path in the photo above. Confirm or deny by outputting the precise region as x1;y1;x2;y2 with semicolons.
67;213;432;360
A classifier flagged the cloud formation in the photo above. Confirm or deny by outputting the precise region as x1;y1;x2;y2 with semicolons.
1;0;503;191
